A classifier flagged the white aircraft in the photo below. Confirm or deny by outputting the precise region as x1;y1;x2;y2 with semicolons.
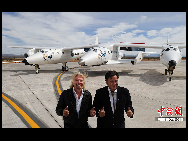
7;44;99;73
78;37;156;66
116;45;185;81
79;37;186;81
7;37;154;74
7;37;185;81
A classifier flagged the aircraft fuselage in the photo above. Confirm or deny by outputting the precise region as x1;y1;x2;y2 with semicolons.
23;48;85;65
160;45;182;69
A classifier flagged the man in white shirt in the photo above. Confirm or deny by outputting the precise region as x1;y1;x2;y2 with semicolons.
91;70;134;128
56;72;93;128
73;87;84;118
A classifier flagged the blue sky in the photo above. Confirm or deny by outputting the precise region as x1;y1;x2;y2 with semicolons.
2;12;186;56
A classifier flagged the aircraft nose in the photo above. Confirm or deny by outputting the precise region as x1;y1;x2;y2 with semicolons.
168;60;176;68
78;59;85;66
22;58;31;65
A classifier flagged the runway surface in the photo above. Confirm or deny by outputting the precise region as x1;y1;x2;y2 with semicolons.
2;60;186;128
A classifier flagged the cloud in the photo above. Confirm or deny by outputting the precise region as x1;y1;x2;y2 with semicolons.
2;12;97;48
132;29;145;34
159;28;173;35
140;15;147;22
94;22;138;41
146;26;186;42
2;12;186;56
147;30;158;37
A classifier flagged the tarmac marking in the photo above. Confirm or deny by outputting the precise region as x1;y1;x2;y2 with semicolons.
2;92;49;128
2;93;40;128
56;71;66;95
55;68;76;97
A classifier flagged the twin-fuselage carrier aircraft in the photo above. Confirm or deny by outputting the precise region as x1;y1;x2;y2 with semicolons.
7;37;186;81
8;44;98;73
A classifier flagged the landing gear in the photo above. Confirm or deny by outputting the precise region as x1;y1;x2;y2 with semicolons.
169;76;172;81
35;64;40;74
131;60;135;65
168;68;174;81
165;69;167;75
62;62;68;71
165;68;174;81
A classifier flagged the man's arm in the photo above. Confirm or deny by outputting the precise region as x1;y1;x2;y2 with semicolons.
56;91;66;116
93;90;102;117
87;92;93;117
124;88;134;118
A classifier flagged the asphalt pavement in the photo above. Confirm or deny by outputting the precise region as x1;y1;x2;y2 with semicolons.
2;60;186;128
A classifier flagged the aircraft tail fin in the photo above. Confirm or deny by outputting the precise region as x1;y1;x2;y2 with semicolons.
95;36;98;44
131;51;157;65
164;35;184;45
167;35;169;45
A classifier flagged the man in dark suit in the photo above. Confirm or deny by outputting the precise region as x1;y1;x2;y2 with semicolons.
91;70;134;128
56;72;92;128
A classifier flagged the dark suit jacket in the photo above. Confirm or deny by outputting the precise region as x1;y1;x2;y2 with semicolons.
93;86;134;128
56;88;92;128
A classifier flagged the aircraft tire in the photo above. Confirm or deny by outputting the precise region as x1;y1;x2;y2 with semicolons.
165;69;167;75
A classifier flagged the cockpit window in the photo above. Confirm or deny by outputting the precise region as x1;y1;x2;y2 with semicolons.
41;50;44;53
93;49;97;52
173;48;178;51
165;48;170;51
164;47;178;52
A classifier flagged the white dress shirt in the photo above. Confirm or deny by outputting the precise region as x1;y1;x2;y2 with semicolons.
108;87;117;114
73;87;84;118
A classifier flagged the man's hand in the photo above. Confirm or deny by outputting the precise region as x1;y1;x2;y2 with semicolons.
126;107;133;117
63;106;69;117
99;107;105;117
90;107;96;117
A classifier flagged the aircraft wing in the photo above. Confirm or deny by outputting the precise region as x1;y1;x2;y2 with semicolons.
62;44;99;50
178;45;186;49
106;59;132;64
7;44;99;50
6;46;46;49
113;43;162;49
113;43;186;49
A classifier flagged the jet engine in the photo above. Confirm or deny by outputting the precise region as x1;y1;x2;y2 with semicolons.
24;53;28;58
27;48;38;56
78;47;111;66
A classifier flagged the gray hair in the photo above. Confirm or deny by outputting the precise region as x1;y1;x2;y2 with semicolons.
69;72;88;90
